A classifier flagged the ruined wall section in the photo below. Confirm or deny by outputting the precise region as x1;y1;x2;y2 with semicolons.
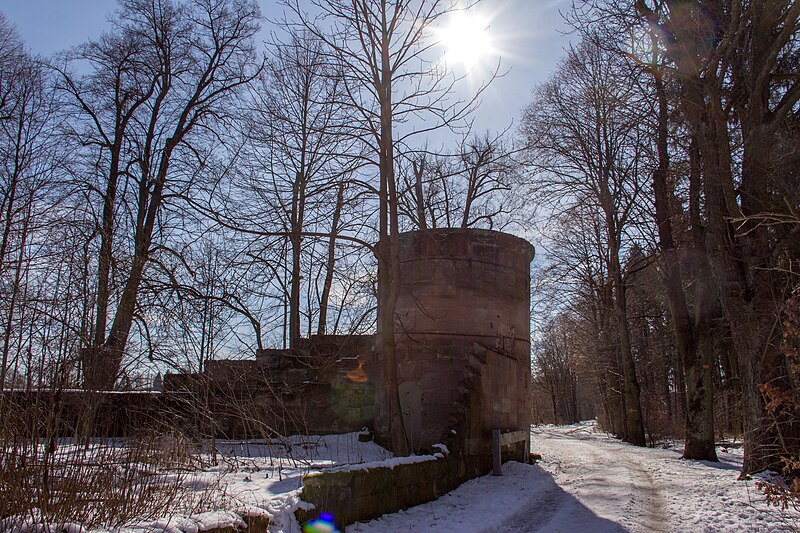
164;335;376;438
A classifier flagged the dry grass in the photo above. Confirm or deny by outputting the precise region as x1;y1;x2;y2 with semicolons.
0;416;229;530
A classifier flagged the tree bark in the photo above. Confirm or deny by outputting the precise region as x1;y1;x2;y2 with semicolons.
376;3;409;455
648;53;717;460
318;181;344;335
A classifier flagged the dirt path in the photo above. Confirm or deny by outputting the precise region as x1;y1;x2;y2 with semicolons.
501;426;668;533
353;422;798;532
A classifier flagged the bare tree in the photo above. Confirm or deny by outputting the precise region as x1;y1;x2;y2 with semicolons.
283;0;493;455
243;30;358;348
533;315;580;425
638;0;800;475
57;0;260;390
538;203;627;436
399;131;518;231
523;39;650;446
0;22;65;390
0;14;24;122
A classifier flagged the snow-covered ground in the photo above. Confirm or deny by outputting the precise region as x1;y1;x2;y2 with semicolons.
352;422;800;532
3;432;393;533
128;433;394;532
6;422;798;532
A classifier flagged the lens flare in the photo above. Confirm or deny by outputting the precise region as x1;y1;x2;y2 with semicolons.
302;512;339;533
347;359;369;383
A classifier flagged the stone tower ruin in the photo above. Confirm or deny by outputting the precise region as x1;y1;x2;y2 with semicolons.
374;228;535;454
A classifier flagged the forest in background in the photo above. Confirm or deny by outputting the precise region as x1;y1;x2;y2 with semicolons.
0;0;798;504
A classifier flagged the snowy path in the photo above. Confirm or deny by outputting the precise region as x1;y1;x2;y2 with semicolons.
519;423;799;532
352;422;800;533
525;426;667;532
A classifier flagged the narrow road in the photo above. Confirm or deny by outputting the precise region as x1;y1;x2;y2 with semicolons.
353;422;796;532
501;425;667;532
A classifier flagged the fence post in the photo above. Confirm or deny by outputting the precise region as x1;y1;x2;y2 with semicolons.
524;433;530;463
492;429;502;476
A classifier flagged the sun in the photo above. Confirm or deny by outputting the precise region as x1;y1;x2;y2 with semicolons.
438;12;494;71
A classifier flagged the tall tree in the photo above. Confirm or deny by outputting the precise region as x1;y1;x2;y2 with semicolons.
629;2;719;460
523;39;649;446
284;0;491;455
641;0;800;474
58;0;260;390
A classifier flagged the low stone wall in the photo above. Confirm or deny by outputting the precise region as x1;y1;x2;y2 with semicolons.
0;390;197;437
295;449;494;530
1;364;374;439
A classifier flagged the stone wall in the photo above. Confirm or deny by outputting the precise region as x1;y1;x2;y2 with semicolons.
1;336;377;440
294;442;530;530
164;335;376;438
295;450;491;529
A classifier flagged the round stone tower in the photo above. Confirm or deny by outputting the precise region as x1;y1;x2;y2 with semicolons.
375;228;534;454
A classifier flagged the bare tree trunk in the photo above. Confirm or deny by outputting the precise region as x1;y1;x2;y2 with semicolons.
289;228;302;348
602;183;645;445
377;13;409;455
700;87;780;472
684;140;719;461
649;57;717;460
0;122;25;389
86;133;176;390
412;160;427;231
611;267;646;446
318;181;344;335
93;143;123;350
0;192;32;390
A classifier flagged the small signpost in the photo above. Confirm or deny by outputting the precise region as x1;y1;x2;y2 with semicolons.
492;429;529;476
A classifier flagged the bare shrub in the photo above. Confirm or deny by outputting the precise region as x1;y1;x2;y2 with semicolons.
0;406;221;530
756;287;800;513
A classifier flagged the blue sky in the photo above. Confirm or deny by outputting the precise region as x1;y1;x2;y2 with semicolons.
1;0;574;136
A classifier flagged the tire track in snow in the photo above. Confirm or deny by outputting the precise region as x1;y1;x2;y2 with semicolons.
498;484;564;532
501;428;667;532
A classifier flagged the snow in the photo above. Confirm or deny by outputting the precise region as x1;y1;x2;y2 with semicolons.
349;421;800;532
432;443;450;455
168;433;393;532
4;433;392;533
313;452;440;475
7;422;799;532
0;513;86;533
120;511;245;533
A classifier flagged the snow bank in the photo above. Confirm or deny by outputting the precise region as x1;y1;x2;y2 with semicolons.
309;453;439;475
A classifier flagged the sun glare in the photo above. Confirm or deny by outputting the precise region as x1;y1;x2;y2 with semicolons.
438;12;494;71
